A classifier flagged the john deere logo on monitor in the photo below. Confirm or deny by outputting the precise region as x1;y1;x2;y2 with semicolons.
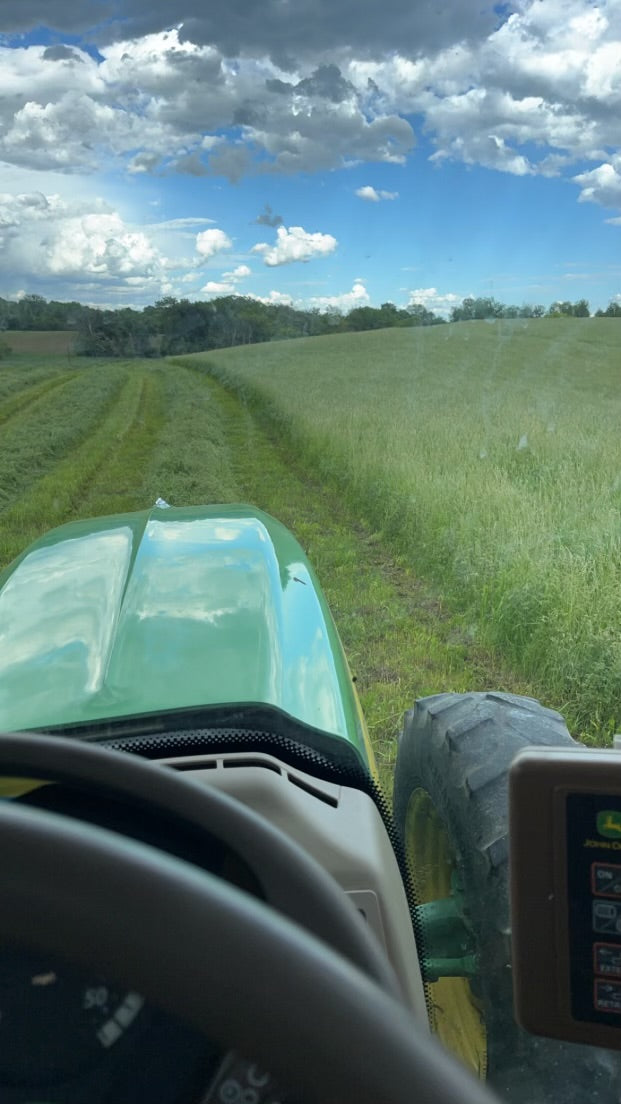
597;811;621;839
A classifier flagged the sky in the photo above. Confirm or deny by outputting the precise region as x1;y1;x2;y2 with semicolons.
1;0;621;316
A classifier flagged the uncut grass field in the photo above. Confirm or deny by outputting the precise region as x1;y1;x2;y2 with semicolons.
177;317;621;741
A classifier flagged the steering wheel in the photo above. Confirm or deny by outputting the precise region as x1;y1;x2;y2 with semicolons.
0;734;498;1104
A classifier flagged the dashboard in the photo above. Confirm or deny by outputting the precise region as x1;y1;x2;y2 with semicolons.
0;727;414;1104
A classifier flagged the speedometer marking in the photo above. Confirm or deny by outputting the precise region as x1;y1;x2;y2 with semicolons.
115;991;145;1027
31;971;57;986
97;992;145;1047
97;1018;123;1048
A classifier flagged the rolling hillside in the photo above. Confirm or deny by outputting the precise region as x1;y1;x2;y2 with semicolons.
177;318;621;739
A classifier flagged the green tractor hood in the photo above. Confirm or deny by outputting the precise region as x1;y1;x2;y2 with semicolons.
0;504;372;768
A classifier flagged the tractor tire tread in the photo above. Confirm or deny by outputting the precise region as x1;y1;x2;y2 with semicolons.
393;691;618;1103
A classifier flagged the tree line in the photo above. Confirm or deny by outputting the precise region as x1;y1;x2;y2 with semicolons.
0;293;446;356
0;292;619;358
449;297;594;321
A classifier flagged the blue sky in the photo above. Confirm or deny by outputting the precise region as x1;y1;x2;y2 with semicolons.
1;1;620;316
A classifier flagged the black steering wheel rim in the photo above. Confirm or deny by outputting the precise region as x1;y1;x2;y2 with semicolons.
0;732;499;1104
0;797;499;1104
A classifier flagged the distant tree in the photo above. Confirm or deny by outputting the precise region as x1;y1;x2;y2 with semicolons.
548;299;590;318
322;308;345;330
475;297;503;319
451;297;474;322
345;306;386;331
408;303;444;326
595;300;621;317
451;296;504;322
549;301;572;317
76;307;152;357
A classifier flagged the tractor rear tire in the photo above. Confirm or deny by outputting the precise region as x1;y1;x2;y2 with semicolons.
393;691;619;1103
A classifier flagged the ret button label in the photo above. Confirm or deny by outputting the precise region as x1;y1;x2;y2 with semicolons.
594;943;621;978
595;980;621;1014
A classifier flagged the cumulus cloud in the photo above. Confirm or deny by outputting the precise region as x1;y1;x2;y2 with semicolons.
202;280;236;294
407;287;463;318
195;228;232;258
307;279;370;311
252;225;337;266
0;0;619;204
128;152;162;174
355;186;399;201
0;35;208;174
44;212;160;278
1;0;621;304
341;1;621;209
0;188;209;302
574;159;621;208
224;264;251;279
201;262;252;296
247;281;369;311
248;290;295;306
0;28;415;180
1;1;501;60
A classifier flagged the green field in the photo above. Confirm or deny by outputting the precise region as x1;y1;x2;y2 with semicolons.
0;343;536;789
2;320;620;748
2;330;76;355
177;318;621;740
0;355;241;570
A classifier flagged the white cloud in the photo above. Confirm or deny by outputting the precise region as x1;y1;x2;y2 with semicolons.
342;1;621;208
574;159;621;208
307;279;370;311
1;2;620;209
45;211;161;277
246;281;369;311
203;263;252;294
223;264;251;279
202;280;236;295
195;228;232;258
248;290;295;306
0;29;416;181
1;0;621;302
252;225;337;266
407;287;463;318
355;186;399;201
0;188;205;302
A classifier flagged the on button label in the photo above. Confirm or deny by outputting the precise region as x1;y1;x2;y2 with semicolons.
592;862;621;897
